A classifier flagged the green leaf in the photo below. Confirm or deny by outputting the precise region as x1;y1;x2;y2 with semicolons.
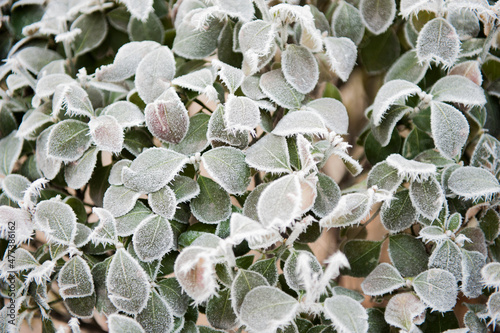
360;29;400;74
342;240;382;277
359;0;396;35
364;130;401;166
168;113;210;155
283;250;321;292
380;189;417;232
64;147;98;189
169;175;200;203
388;234;428;277
448;166;500;201
191;176;232;224
133;214;174;262
367;161;403;193
260;69;305;109
323;295;368;333
35;199;77;245
384;292;426;331
371;105;412;147
173;17;224;59
123;129;154;157
58;256;94;299
108;314;145;333
480;210;500;242
428;239;463;281
409;176;444;220
1;174;30;203
249;258;278;286
136;290;174;333
470;133;500;174
416;18;460;68
156;277;190;317
430;101;469;160
461;249;485;298
92;259;117;315
331;1;364;45
207;288;238;330
103;185;141;217
312;173;341;218
361;263;405;296
71;12;108;56
148;186;177;219
128;12;164;43
207;105;249;149
0;131;23;176
413;269;458;312
282;44;319;94
136;46;176;103
63;293;96;319
385;50;428;84
402;127;434;160
245;134;291;174
47;120;92;162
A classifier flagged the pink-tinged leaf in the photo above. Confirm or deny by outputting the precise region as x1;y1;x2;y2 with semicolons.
89;115;124;153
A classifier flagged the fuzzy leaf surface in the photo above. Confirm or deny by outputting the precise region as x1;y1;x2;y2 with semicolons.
64;147;98;189
448;166;500;201
245;134;291;174
273;111;326;137
35;200;77;245
47;120;91;162
381;189;416;232
58;256;94;299
281;44;318;94
103;185;141;217
136;290;173;333
331;2;364;45
191;176;231;224
133;214;173;262
416;18;460;68
148;186;176;219
384;293;426;331
361;263;405;296
413;269;457;312
359;0;396;35
372;80;421;126
260;69;305;109
324;295;369;333
224;95;260;133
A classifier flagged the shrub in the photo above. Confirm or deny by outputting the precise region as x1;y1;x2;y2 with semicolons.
1;0;500;332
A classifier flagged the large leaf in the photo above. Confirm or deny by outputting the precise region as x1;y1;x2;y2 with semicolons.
115;201;152;237
71;11;108;56
324;295;369;333
388;234;429;277
103;101;145;128
385;50;428;84
461;249;485;298
409;176;444;220
89;115;124;153
206;288;237;330
416;18;460;68
260;69;305;109
361;263;405;296
320;193;370;229
103;185;141;217
148;186;177;219
173;15;224;59
58;256;94;299
431;75;486;106
47;120;91;162
380;189;416;232
331;1;364;45
413;269;457;312
245;133;291;174
224;95;260;133
367;161;403;193
430;101;469;159
108;314;145;333
448;166;500;201
429;239;463;281
306;97;349;134
133;214;174;262
324;36;357;82
128;12;164;44
207;105;249;149
359;0;396;35
3;133;24;176
273;111;327;137
136;290;174;333
191;176;232;224
156;277;190;317
281;44;318;94
342;240;382;277
35;199;77;245
231;270;269;314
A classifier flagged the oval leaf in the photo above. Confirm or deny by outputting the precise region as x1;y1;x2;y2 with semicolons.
416;18;460;68
281;44;319;94
132;214;174;262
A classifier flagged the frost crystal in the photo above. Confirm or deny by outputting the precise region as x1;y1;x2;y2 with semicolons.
386;154;436;182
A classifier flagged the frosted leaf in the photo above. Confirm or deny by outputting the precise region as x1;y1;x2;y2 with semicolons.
156;278;190;317
89;116;124;153
90;207;118;246
413;269;458;312
168;112;210;155
122;147;189;193
409;176;444;221
47;120;92;162
419;226;448;243
306;98;349;134
243;183;269;221
107;248;150;314
206;288;238;330
35;74;74;98
361;263;405;296
191;176;231;224
372;80;421;126
461;249;485;298
239;20;276;73
260;69;305;110
241;76;266;100
240;286;299;333
428;239;463;281
148;186;177;219
445;212;462;232
103;185;142;217
324;295;369;333
430;101;469;160
60;84;94;118
331;1;364;45
272;111;327;137
115;201;152;237
245;133;291;174
281;44;318;94
0;131;23;177
371;104;412;147
384;293;426;331
14;46;62;75
224;95;260;133
64;147;98;189
448;60;482;86
13;248;38;272
482;263;500;289
25;260;56;286
430;75;486;106
400;0;441;18
207;105;249;149
169;175;200;203
320;193;370;228
201;146;250;195
1;174;30;203
35;199;76;245
416;18;460;68
386;154;436;182
388;234;429;277
108;314;145;333
447;9;480;40
16;107;52;139
257;174;302;229
212;59;244;94
385;50;429;84
58;256;94;299
118;0;153;21
103;101;145;128
360;0;396;35
135;46;175;104
7;73;30;91
96;41;160;82
488;292;500;324
229;213;282;249
231;270;268;315
381;189;417;232
109;159;131;186
312;173;341;218
74;223;92;248
174;246;218;303
448;166;500;201
135;290;173;333
367;161;403;193
249;259;278;286
0;206;32;245
171;68;217;101
283;250;321;292
147;90;189;144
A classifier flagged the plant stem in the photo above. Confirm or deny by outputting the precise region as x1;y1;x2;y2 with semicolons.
479;21;499;64
353;205;382;239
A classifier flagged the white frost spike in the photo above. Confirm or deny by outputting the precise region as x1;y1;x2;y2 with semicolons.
20;178;48;212
171;68;218;101
481;263;500;290
257;174;302;230
448;166;500;201
272;111;327;137
323;295;369;333
400;0;441;18
229;213;283;250
417;18;460;68
89;207;118;246
386;154;436;182
297;134;316;175
25;260;56;286
119;0;153;21
0;206;33;245
384;293;427;331
212;59;244;94
224;94;260;133
68;318;80;333
60;84;94;118
359;0;396;35
430;101;469;160
174;246;219;304
89;115;124;153
323;37;357;82
372;80;421;126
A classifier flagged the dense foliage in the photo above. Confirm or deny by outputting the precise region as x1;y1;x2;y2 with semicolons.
1;0;500;332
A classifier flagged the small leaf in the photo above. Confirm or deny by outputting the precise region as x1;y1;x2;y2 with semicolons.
449;60;483;86
385;50;428;84
201;146;250;195
64;147;98;189
257;174;302;229
35;199;77;245
241;75;266;100
212;59;244;94
47;120;92;162
243;183;269;222
207;105;249;149
64;293;96;319
312;173;341;218
1;174;30;203
324;36;357;83
260;69;305;109
273;111;327;137
89;115;123;153
342;240;382;277
148;186;177;219
306;98;349;134
361;263;405;296
239;286;299;333
58;84;94;118
58;256;94;299
388;234;429;277
384;293;426;331
136;290;174;333
239;20;276;74
380;189;417;232
448;166;500;201
402;127;434;160
133;214;173;262
169;175;200;203
367;161;403;193
103;101;145;128
0;131;23;176
207;288;237;330
359;0;396;35
109;159;131;186
281;44;319;94
173;15;224;60
168;112;210;155
416;18;460;68
90;207;118;246
107;248;151;314
409;176;444;220
108;314;145;333
103;185;141;217
480;209;500;242
430;75;486;106
35;74;74;98
122;147;189;193
17;106;52;140
156;277;190;317
470;134;500;173
413;268;457;312
371;105;412;147
323;295;369;333
71;12;108;57
224;95;260;133
191;176;232;224
371;80;421;126
245;133;291;174
331;1;364;45
320;193;370;229
14;46;62;75
429;239;463;281
461;249;485;298
115;201;152;237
